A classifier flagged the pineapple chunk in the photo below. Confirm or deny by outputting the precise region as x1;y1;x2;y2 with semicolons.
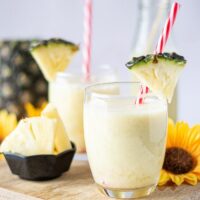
42;103;72;153
28;117;57;154
0;104;72;156
0;117;57;156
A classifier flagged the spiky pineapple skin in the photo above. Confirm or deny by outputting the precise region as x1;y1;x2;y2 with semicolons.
0;40;48;118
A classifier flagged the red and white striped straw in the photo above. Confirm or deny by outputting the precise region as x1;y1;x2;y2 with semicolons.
82;0;93;81
137;1;180;104
155;1;180;54
135;85;149;104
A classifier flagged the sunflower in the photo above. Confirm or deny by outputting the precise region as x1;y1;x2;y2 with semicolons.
0;110;17;142
159;118;200;186
0;110;18;159
25;102;47;117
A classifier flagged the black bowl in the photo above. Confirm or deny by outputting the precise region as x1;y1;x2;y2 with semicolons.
3;142;76;181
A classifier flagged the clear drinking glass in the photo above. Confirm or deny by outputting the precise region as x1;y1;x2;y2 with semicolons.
49;67;117;153
84;82;168;199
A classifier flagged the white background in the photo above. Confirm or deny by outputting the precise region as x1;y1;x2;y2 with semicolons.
0;0;199;124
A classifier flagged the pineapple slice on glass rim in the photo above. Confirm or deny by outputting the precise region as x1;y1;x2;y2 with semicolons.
126;52;186;103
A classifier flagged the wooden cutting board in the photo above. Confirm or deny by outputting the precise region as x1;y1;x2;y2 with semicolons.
0;159;199;200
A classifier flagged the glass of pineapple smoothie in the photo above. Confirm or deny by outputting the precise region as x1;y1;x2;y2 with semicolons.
84;82;168;199
49;68;117;153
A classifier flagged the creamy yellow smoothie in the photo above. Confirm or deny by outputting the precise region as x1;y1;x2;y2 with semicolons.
49;72;117;153
84;82;168;198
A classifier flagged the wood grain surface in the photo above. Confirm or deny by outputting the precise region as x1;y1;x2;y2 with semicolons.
0;159;199;200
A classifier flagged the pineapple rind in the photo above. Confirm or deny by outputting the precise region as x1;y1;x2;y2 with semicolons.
30;38;79;52
126;52;186;69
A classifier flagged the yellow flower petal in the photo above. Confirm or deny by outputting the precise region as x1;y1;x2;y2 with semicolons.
166;118;175;148
0;110;17;141
183;173;198;185
186;125;200;144
191;143;200;158
174;121;190;148
25;102;47;117
168;173;184;186
193;160;200;173
158;170;170;186
195;173;200;181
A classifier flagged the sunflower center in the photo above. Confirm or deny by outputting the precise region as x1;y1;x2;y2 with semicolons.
163;147;196;174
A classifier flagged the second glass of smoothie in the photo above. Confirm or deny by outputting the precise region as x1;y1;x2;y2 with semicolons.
84;82;168;199
49;68;117;153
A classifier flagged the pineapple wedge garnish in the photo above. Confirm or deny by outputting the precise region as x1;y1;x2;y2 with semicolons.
30;38;79;81
126;52;186;103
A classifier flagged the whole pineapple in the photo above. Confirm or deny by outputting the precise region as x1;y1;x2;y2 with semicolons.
0;40;48;118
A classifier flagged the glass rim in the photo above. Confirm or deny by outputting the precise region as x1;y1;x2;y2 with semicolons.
85;81;167;103
85;81;140;90
55;72;117;82
56;72;83;78
53;72;94;86
85;81;141;93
